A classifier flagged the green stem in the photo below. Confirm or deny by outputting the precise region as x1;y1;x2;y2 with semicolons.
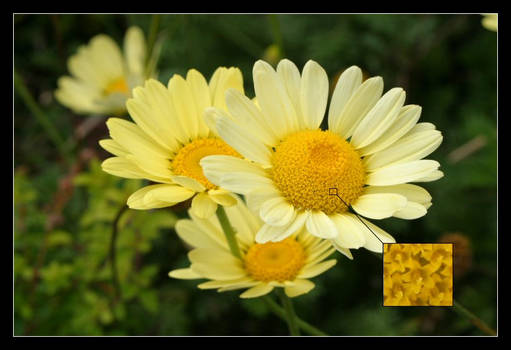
262;295;327;336
145;14;161;68
268;14;285;56
452;300;496;336
14;69;71;163
276;288;300;336
215;205;242;259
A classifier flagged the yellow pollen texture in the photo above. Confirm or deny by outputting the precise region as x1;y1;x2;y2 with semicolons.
104;77;130;96
244;238;305;282
172;138;241;190
271;130;366;214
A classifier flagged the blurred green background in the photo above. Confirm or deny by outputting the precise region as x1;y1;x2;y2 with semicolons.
13;14;497;336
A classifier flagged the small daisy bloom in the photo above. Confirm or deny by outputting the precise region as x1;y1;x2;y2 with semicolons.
200;59;443;254
100;67;245;218
55;26;154;116
481;14;498;32
169;196;337;298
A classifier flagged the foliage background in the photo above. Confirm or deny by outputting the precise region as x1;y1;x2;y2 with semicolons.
13;14;497;336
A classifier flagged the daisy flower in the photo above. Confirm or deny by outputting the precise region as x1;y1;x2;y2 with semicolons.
200;59;443;254
55;26;155;116
169;196;337;298
100;67;245;218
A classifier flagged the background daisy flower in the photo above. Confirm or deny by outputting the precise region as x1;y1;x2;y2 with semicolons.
55;26;155;116
481;14;498;32
100;67;244;218
169;196;337;298
200;59;443;255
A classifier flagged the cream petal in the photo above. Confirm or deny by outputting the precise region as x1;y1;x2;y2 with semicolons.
300;60;329;130
200;155;268;187
124;26;146;76
414;170;444;182
405;122;436;137
328;66;363;130
198;277;257;290
188;247;242;266
126;184;177;209
191;262;246;281
186;69;211;138
101;157;171;183
190;192;218;219
127;82;180;152
356;217;395;253
358;105;422;156
330;213;366;249
208;189;238;206
270;211;310;242
255;223;286;243
253;60;298;138
218;172;274;194
351;88;406;149
106;117;170;159
168;268;201;280
225;89;279;146
298;259;337;279
144;184;196;203
209;67;244;111
305;212;338;239
126;154;173;180
245;186;281;213
168;74;200;141
329;76;384;139
175;219;228;251
239;283;274;299
259;197;296;227
99;139;129;157
366;160;440;186
364;184;432;204
351;193;408;220
393;202;428;219
170;175;206;192
284;279;315;298
363;130;443;171
276;59;306;129
329;241;354;260
216;116;272;165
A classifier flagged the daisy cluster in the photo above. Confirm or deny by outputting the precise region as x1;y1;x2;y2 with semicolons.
383;244;453;306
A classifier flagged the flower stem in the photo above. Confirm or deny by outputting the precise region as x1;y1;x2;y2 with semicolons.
452;300;496;336
276;288;300;336
261;295;327;336
215;205;242;259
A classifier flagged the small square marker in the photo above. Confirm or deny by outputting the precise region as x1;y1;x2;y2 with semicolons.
328;188;338;196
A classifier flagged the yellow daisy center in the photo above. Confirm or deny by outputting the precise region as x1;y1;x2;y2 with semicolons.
244;238;305;282
104;77;130;96
172;138;241;190
270;129;366;214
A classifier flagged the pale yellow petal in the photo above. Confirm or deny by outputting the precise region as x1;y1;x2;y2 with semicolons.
259;197;296;227
305;211;338;239
168;268;201;279
239;283;274;299
328;66;363;130
351;193;408;220
124;26;146;76
299;259;337;279
366;160;441;186
284;279;315;298
300;60;329;129
208;189;237;206
190;192;218;219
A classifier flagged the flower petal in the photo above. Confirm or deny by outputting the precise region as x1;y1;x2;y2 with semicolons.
284;279;315;298
366;160;441;186
351;193;408;220
300;60;329;129
239;283;274;298
259;197;296;227
190;192;218;219
306;211;338;239
328;66;363;130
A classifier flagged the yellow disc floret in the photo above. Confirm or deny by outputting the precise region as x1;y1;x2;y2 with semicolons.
271;130;365;214
172;138;241;190
244;238;305;282
104;77;130;96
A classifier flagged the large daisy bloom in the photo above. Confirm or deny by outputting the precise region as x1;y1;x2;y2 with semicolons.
200;59;443;254
169;196;338;298
55;26;153;116
100;67;245;218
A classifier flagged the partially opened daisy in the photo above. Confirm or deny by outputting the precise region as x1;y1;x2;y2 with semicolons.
100;67;244;218
55;26;155;116
201;59;443;254
169;196;337;298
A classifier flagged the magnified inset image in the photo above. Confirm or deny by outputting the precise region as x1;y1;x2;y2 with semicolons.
383;243;453;306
